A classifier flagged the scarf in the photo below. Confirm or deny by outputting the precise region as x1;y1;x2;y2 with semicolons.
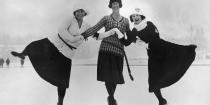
134;19;147;31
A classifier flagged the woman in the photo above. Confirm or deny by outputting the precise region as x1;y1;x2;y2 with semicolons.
20;58;24;67
10;7;114;105
114;8;197;105
6;58;10;67
81;0;131;105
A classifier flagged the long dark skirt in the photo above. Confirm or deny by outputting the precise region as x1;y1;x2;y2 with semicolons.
147;39;196;92
22;38;72;88
97;51;125;84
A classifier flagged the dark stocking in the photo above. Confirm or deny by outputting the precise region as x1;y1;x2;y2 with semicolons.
105;82;117;105
57;87;66;105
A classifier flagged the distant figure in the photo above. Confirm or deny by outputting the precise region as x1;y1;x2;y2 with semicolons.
0;58;4;68
6;58;10;68
20;59;24;67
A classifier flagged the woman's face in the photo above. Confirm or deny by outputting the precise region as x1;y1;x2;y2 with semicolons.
111;2;120;11
74;9;86;20
131;14;142;24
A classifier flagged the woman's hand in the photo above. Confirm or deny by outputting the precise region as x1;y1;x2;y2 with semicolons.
110;29;116;35
111;28;118;33
106;29;115;36
111;28;124;39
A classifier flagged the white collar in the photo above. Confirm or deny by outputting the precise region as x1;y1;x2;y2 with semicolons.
72;17;86;29
134;20;147;31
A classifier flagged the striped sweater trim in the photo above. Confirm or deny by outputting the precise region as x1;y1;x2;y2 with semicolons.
99;40;125;57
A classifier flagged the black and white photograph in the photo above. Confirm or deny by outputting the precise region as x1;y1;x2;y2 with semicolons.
0;0;210;105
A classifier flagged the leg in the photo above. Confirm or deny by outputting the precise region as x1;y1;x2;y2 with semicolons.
11;40;37;60
105;82;117;105
11;50;27;60
105;82;116;97
154;89;167;105
57;87;66;105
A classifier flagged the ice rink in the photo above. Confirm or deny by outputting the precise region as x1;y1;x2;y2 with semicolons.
0;61;210;105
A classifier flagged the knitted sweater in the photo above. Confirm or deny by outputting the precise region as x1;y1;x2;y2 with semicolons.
82;15;130;56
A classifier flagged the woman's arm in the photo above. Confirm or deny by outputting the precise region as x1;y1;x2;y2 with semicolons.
81;16;106;39
106;27;133;46
121;19;137;46
93;29;115;40
119;32;136;46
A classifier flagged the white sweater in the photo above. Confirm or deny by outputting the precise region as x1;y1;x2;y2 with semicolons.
48;17;90;59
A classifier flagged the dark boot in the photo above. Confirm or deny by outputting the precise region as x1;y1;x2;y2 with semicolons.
107;96;117;105
113;98;117;105
154;90;167;105
11;51;25;59
159;98;167;105
57;102;63;105
188;44;197;53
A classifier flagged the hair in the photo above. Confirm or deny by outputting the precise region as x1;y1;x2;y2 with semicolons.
130;15;145;22
108;0;122;8
73;9;87;16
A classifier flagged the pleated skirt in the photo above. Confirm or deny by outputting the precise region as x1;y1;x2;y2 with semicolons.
23;38;72;88
97;51;125;84
147;40;196;92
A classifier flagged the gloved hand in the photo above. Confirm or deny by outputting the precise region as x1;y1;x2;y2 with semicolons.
112;28;124;39
94;30;115;40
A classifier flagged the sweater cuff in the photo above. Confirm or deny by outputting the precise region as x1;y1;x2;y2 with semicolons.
119;37;126;43
93;32;99;40
81;33;88;40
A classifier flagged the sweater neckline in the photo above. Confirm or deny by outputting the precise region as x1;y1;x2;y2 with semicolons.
110;14;123;22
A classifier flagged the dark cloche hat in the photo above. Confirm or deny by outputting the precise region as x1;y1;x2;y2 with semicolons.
108;0;122;8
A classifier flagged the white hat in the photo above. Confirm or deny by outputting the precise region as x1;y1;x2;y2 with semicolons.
130;8;146;22
129;7;146;22
72;3;89;16
130;8;144;16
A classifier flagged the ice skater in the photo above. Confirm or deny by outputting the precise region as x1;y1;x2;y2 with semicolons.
20;58;24;67
10;6;116;105
113;7;197;105
81;0;134;105
0;58;4;68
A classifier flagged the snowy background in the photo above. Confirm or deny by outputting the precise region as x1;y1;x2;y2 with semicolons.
1;0;210;105
0;0;210;60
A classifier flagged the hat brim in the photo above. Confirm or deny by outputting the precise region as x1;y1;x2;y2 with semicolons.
130;13;144;17
73;9;89;16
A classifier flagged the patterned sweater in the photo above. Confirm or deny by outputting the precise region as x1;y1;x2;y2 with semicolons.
81;15;130;56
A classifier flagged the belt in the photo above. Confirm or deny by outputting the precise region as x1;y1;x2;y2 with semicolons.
58;34;77;50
